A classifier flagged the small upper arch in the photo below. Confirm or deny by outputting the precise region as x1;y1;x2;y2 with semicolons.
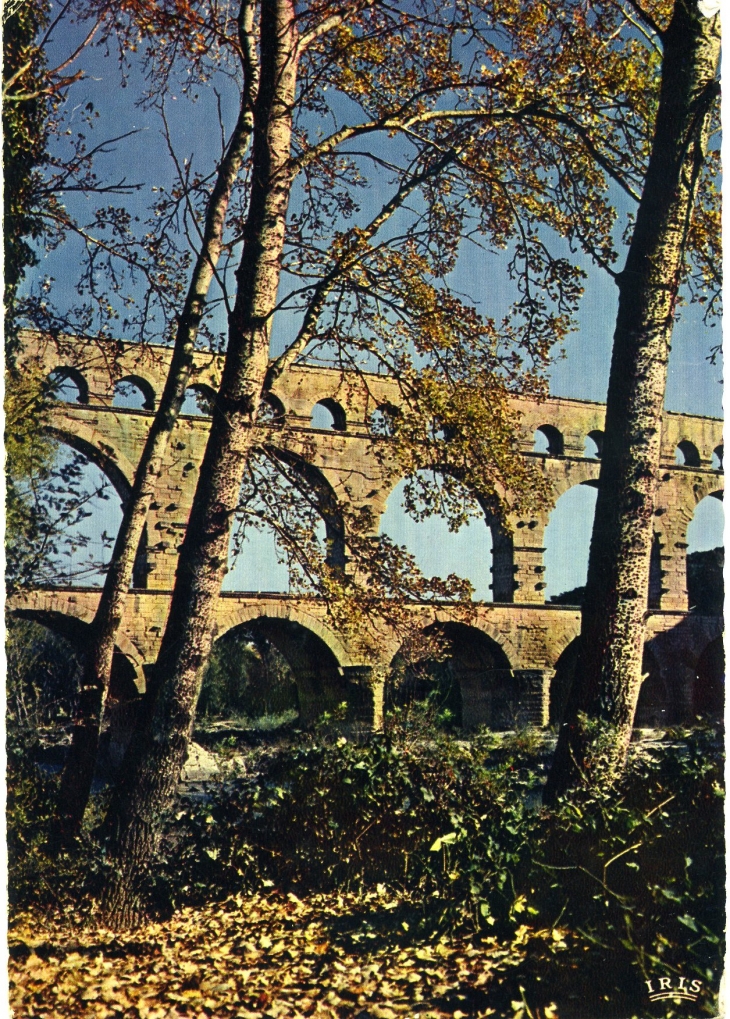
181;384;216;416
712;444;723;471
46;366;89;405
369;402;400;437
311;398;346;431
533;425;564;457
675;440;701;468
583;430;603;459
113;374;156;411
257;393;286;425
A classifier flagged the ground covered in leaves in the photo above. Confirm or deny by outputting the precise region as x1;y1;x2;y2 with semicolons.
10;891;570;1019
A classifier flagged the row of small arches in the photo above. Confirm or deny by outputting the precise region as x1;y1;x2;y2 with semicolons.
532;424;723;470
47;367;723;471
48;367;411;435
47;367;291;422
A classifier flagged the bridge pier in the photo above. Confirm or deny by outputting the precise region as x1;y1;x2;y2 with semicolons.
509;513;548;604
341;665;386;734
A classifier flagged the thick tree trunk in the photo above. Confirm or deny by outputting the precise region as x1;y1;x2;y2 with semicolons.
50;4;260;846
544;0;720;801
100;0;298;927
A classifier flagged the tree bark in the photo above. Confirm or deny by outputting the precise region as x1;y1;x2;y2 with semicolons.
544;0;720;801
50;2;260;846
100;0;298;927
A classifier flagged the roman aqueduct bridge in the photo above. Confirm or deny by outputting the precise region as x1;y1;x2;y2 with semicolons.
9;332;724;731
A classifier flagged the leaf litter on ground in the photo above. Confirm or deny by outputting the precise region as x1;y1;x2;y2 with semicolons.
9;889;566;1018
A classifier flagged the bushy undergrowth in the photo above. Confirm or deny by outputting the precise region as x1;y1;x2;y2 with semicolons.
156;724;724;1015
8;721;724;1017
7;729;107;917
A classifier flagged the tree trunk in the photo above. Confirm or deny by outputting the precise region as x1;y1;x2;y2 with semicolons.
544;0;720;801
50;3;260;846
100;0;298;927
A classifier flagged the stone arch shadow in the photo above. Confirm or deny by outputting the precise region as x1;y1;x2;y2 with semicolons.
387;621;532;731
8;608;143;698
213;610;354;725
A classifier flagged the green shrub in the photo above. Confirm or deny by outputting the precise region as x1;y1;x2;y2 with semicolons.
158;725;724;1015
7;728;104;918
157;727;543;916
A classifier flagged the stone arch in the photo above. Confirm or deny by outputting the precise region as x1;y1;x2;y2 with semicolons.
311;398;347;431
388;621;516;731
691;635;724;721
262;444;346;571
378;468;503;603
584;430;603;459
475;494;514;603
216;601;355;668
635;642;676;727
544;619;583;674
712;444;723;471
47;366;89;404
369;402;400;437
45;427;149;584
675;440;701;467
46;426;135;505
8;607;143;697
212;612;349;724
687;489;724;552
548;637;580;726
113;374;156;411
182;384;216;416
543;481;598;602
686;491;724;614
464;614;525;670
548;635;696;728
258;392;286;424
534;424;564;457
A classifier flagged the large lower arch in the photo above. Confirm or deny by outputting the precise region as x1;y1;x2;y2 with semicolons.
216;600;355;669
388;622;516;731
8;608;142;699
212;614;348;724
692;635;724;721
548;635;705;728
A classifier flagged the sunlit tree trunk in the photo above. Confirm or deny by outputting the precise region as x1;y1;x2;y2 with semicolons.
100;0;298;928
544;0;720;801
49;4;261;846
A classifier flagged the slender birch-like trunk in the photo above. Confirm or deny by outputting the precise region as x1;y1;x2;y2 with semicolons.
100;0;298;927
51;2;261;844
544;0;720;800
